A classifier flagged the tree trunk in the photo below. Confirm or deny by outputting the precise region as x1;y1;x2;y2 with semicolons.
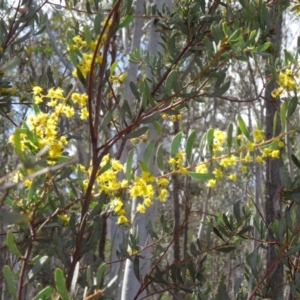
264;6;283;299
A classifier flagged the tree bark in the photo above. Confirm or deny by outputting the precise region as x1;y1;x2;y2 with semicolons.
264;6;283;299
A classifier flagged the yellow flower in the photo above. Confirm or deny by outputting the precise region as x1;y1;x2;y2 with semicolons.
207;179;216;187
111;159;123;172
263;148;272;157
23;179;32;187
253;128;263;142
214;130;226;144
228;173;236;181
246;142;255;151
213;168;223;178
168;157;176;165
271;150;280;158
34;96;43;104
158;189;168;202
144;198;152;207
244;154;251;163
196;164;208;173
256;155;263;163
136;203;146;213
63;106;75;118
32;86;43;95
278;141;284;148
80;108;89;120
117;215;128;225
157;178;169;187
58;214;70;223
241;165;247;173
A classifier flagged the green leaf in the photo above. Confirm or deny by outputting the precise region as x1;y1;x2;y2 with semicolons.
3;266;17;300
186;130;196;164
0;57;20;72
249;29;257;42
237;225;252;236
206;128;214;154
287;96;298;118
28;256;49;280
118;13;133;29
222;22;228;36
187;172;214;181
0;211;29;224
215;276;230;300
96;263;106;287
156;144;164;174
227;28;241;43
129;81;141;102
227;123;233;151
55;268;70;300
199;132;207;157
138;160;150;173
165;70;177;96
94;13;103;35
133;255;140;282
284;49;297;65
213;227;225;241
143;140;155;167
170;132;182;157
237;115;252;141
6;230;22;258
153;120;161;135
100;110;113;129
215;245;236;253
124;127;148;139
140;112;160;124
283;243;300;257
32;286;54;300
291;154;300;170
125;149;134;181
280;100;287;132
98;162;111;175
209;81;231;97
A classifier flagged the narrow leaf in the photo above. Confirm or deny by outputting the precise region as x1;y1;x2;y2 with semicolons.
6;230;22;258
291;154;300;170
166;70;177;96
186;130;196;164
3;265;17;300
287;96;298;118
124;127;148;139
32;286;54;300
227;123;233;151
209;81;231;97
55;268;70;300
170;132;182;157
237;115;252;141
143;141;155;167
156;144;164;174
280;100;287;132
96;263;106;287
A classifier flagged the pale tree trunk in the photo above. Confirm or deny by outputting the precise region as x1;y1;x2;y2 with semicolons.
121;1;172;299
109;1;145;299
264;5;283;299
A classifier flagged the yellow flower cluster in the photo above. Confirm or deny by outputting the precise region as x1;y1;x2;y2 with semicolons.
9;86;89;165
70;17;113;78
80;154;169;222
161;112;183;123
192;129;282;188
168;150;187;173
271;68;299;98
